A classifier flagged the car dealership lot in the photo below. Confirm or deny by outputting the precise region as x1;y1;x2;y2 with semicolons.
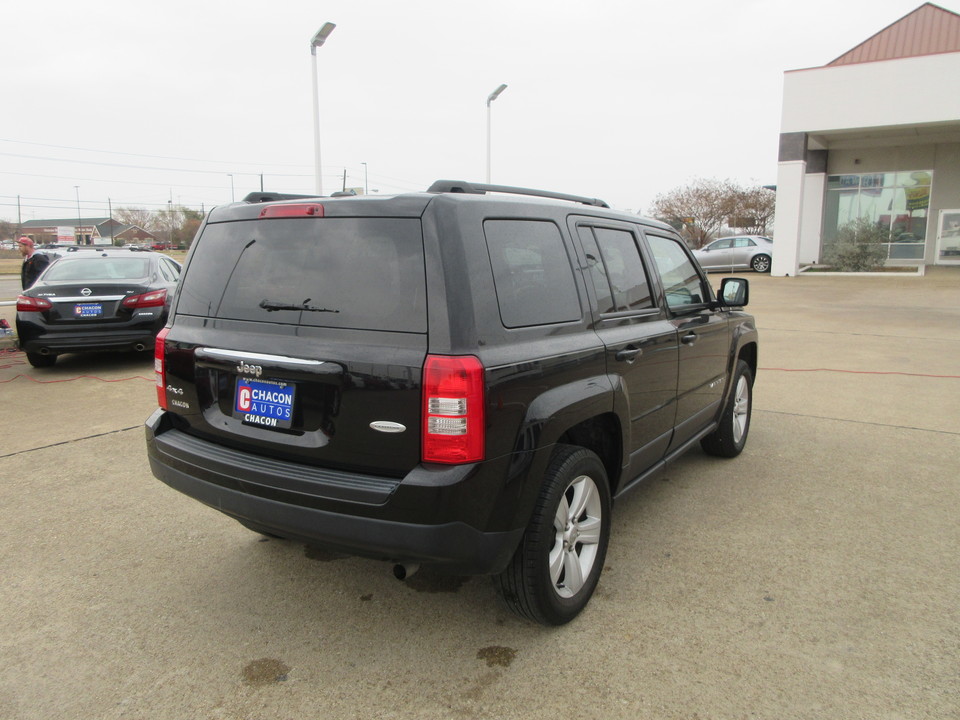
1;270;958;719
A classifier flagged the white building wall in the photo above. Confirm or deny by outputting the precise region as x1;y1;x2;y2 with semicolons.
798;173;825;264
775;51;960;274
771;162;805;276
782;53;960;133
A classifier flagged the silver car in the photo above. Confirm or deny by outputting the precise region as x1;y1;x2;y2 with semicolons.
694;235;773;273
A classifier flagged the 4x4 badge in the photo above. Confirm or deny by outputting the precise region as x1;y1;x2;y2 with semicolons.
370;421;406;434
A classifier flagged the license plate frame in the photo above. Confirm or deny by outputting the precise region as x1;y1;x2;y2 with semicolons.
233;377;295;429
74;303;102;318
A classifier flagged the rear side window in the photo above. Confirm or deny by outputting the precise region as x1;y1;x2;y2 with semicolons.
484;219;581;328
159;258;180;282
176;218;427;332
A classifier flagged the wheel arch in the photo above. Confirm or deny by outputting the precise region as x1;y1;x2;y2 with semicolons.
555;413;622;494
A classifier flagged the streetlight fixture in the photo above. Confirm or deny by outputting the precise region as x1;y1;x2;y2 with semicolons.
486;83;508;183
310;22;337;196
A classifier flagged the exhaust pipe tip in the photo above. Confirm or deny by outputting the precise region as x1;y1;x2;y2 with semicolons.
134;343;146;352
39;347;50;355
392;563;420;581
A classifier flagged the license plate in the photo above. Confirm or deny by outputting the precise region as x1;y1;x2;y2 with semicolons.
74;303;102;318
234;377;294;429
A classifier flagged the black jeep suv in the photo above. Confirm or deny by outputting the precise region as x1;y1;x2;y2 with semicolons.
146;181;758;625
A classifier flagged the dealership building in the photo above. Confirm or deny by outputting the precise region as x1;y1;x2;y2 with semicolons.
772;2;960;275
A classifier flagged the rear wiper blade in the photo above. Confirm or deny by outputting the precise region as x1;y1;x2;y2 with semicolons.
259;298;339;313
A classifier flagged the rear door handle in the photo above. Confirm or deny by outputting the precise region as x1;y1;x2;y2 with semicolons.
681;332;697;345
615;347;642;362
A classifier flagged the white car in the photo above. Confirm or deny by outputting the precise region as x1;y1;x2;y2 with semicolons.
694;235;773;273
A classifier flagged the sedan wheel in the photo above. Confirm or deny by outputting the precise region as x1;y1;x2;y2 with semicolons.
751;254;771;273
25;352;57;368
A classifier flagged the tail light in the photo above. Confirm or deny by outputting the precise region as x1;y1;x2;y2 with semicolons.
154;328;170;409
16;295;52;312
123;289;167;309
422;355;485;464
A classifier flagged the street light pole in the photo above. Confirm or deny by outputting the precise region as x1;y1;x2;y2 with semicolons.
486;84;508;184
228;173;235;202
74;185;83;244
361;162;368;195
311;22;337;196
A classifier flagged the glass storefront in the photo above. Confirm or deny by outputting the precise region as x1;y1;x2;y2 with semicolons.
822;170;931;261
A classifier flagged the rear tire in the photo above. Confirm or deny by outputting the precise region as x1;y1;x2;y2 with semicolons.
751;254;771;273
26;352;56;368
701;359;752;458
496;445;611;625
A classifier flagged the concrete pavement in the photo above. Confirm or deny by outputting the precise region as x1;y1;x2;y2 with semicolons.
0;269;958;719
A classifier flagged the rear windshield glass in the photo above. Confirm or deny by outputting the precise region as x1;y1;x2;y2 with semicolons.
176;217;427;333
44;257;152;281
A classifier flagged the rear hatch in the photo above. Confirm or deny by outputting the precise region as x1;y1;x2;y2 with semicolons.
163;204;429;477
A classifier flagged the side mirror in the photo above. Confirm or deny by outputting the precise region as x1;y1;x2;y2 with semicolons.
719;277;749;307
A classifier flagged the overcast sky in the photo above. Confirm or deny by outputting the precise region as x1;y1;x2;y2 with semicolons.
3;0;954;224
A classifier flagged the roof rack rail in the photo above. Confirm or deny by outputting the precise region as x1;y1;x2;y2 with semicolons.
427;180;609;209
242;192;318;204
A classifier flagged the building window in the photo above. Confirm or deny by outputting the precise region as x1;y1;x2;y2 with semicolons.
823;171;931;261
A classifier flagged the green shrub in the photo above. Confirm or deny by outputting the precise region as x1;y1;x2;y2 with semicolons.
823;218;889;271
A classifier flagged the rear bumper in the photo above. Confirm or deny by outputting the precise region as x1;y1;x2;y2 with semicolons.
17;321;160;355
145;409;524;574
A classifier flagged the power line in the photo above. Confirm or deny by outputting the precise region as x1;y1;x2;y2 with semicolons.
0;138;431;190
0;137;314;170
0;151;313;178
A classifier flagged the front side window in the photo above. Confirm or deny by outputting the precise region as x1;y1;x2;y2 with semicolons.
485;219;581;328
646;234;708;310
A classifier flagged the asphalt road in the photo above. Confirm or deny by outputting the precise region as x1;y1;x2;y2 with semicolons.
1;270;958;719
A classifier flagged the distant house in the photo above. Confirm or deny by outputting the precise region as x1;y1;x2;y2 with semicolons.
19;218;156;246
773;2;960;274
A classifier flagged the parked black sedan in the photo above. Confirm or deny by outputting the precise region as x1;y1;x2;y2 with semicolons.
16;248;181;367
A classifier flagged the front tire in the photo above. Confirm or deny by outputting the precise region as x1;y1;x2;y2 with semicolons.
751;254;771;273
25;352;56;368
496;445;611;625
701;359;753;458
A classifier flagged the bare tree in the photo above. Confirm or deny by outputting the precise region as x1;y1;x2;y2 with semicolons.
727;186;776;236
114;206;156;231
649;179;739;247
